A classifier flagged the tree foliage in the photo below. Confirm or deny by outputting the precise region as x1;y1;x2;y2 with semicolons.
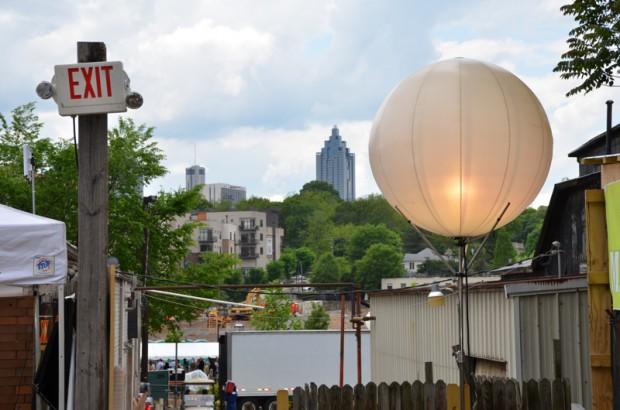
251;290;301;330
304;303;330;330
310;253;341;283
0;103;210;334
554;0;620;96
347;224;402;261
355;243;404;290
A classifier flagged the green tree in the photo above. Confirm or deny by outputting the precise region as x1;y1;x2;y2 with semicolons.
304;303;330;330
310;253;341;283
266;260;286;282
300;180;340;199
235;196;277;211
492;230;517;268
295;247;316;275
279;249;297;279
355;243;404;290
554;0;620;96
251;290;301;330
245;268;267;284
347;224;402;261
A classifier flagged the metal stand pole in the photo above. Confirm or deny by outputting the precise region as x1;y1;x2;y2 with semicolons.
58;284;65;410
457;239;466;410
339;294;345;388
33;287;40;410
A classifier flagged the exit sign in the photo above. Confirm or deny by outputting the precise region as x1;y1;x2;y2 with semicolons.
53;61;128;116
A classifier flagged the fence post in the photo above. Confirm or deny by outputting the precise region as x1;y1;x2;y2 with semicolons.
425;362;434;384
329;385;341;410
378;383;389;410
353;384;366;410
309;383;318;410
318;385;329;409
435;380;446;410
293;387;304;410
400;381;413;410
366;382;378;410
492;379;505;410
342;385;354;410
412;381;424;409
479;378;492;410
539;379;552;409
551;379;566;410
504;379;518;410
389;382;401;410
423;380;435;410
526;379;541;410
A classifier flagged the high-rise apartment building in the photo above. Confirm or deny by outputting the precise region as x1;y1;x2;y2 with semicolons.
175;210;284;272
201;183;247;205
186;165;205;190
316;125;355;201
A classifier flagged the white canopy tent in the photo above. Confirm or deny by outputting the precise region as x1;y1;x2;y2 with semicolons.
0;204;68;410
0;204;67;285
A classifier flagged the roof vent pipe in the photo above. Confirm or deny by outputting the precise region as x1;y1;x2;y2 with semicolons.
606;100;614;155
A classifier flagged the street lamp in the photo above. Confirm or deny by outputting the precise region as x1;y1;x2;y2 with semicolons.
369;58;553;409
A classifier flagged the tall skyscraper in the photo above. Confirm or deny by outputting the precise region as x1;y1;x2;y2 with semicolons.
316;125;355;201
186;165;205;190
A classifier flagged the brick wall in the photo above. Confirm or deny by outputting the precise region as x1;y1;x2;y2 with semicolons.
0;296;34;410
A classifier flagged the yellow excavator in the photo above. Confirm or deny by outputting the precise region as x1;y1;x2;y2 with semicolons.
229;288;263;320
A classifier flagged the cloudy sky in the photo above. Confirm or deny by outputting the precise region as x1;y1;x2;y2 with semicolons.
0;0;617;205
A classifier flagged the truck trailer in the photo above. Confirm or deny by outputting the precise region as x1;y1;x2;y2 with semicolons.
218;330;370;410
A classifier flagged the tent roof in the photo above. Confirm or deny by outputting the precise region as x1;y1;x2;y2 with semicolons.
0;204;67;286
0;204;65;227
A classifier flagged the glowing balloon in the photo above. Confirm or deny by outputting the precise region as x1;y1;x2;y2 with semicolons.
369;58;553;237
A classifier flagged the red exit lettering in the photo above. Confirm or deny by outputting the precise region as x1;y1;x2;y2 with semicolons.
67;65;114;100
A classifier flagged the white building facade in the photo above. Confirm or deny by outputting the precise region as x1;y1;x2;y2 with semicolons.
181;210;284;271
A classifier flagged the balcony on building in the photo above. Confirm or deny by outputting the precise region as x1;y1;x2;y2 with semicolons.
239;233;257;245
239;218;258;231
240;246;258;259
198;228;216;243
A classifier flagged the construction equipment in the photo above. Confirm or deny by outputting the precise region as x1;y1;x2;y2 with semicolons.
229;288;263;320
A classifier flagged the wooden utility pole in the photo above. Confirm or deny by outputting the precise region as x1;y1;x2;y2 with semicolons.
75;41;109;408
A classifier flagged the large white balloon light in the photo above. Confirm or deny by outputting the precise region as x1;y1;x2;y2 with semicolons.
369;58;553;238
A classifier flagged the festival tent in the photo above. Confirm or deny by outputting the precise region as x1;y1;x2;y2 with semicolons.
0;204;67;285
0;203;68;409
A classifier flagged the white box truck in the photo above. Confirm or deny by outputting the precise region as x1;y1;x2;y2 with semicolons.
218;330;370;410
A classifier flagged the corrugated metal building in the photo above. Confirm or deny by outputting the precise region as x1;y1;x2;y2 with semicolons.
369;276;591;408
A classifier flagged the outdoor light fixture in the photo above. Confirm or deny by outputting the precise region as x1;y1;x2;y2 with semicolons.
35;81;54;100
427;283;445;307
369;58;552;238
369;58;553;409
126;91;144;109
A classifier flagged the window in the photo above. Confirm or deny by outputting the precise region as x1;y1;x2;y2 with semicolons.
260;233;263;241
387;283;393;290
260;247;264;255
260;219;264;227
400;283;407;288
409;262;415;270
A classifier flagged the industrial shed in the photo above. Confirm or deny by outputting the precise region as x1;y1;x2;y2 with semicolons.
369;276;590;408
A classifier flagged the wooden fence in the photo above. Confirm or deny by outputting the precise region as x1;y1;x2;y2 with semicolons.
291;378;572;410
